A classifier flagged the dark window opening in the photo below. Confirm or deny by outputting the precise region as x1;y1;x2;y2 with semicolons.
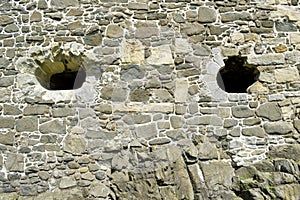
34;51;86;90
50;69;86;90
217;56;260;93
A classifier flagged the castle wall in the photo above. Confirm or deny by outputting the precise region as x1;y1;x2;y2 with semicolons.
0;0;300;199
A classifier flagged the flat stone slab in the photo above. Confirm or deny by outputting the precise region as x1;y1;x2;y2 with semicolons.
113;103;174;113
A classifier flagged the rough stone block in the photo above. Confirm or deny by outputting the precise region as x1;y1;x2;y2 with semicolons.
290;33;300;44
199;161;234;189
198;7;217;23
232;106;255;118
264;121;294;135
106;24;123;38
256;102;281;121
24;105;49;115
50;0;79;8
146;45;174;65
0;131;15;145
0;15;14;25
186;115;223;126
175;79;188;103
274;67;300;83
16;117;38;132
242;127;266;138
3;104;21;115
268;144;300;161
120;39;145;64
247;54;285;65
52;107;75;117
40;119;66;134
180;23;205;36
63;135;87;155
0;88;11;103
59;177;77;189
135;24;158;39
135;123;157;139
5;153;24;172
175;38;191;54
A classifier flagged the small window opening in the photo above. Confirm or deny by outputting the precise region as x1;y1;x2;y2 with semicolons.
34;51;86;90
217;56;259;93
50;68;86;90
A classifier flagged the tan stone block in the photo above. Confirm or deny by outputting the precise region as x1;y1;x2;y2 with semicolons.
146;45;173;65
274;67;300;83
120;39;145;64
175;79;188;103
290;33;300;44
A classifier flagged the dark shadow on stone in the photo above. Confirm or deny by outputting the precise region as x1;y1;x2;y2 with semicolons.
217;56;259;93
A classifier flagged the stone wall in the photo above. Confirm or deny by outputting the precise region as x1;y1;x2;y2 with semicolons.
0;0;300;199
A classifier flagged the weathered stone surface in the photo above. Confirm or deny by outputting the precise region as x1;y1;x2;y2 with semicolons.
128;2;148;10
256;102;281;121
30;11;42;22
106;24;123;38
247;54;285;65
152;89;173;102
268;144;300;160
120;39;145;64
50;0;79;8
175;79;188;103
174;157;194;200
38;0;48;9
3;104;21;115
24;105;49;115
135;123;157;139
198;7;217;23
147;45;173;65
200;161;234;189
224;119;238;128
264;122;294;135
0;88;11;103
197;142;219;160
221;12;251;22
0;131;15;145
52;107;75;117
186;115;223;126
0;76;14;87
130;89;150;102
59;177;77;189
247;81;269;94
0;15;13;25
5;153;24;172
20;185;38;196
275;21;297;32
38;171;50;180
290;33;300;44
120;65;145;81
232;106;255;118
294;119;300;132
40;119;66;134
0;117;15;129
16;117;38;132
175;38;192;54
63;135;87;155
90;183;111;198
84;34;102;46
181;23;205;36
94;104;112;114
113;103;174;113
170;116;184;129
274;67;300;83
242;127;266;138
135;24;158;39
